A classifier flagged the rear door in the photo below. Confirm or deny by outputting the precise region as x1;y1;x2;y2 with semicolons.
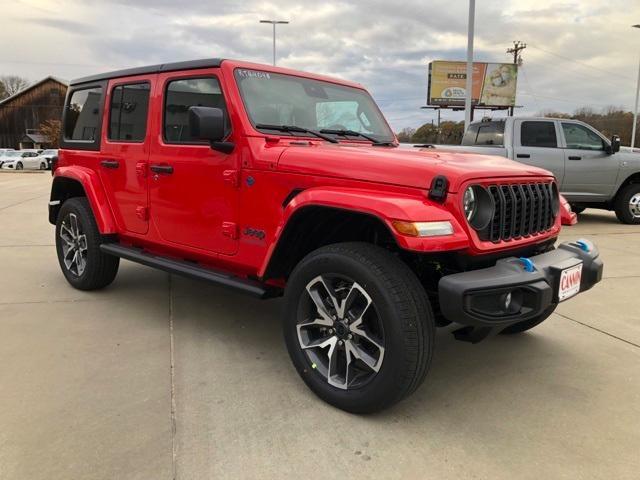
513;119;565;185
148;70;239;255
98;77;153;234
559;121;619;201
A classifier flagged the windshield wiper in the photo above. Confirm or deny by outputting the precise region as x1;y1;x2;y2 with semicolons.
255;124;338;143
319;128;395;146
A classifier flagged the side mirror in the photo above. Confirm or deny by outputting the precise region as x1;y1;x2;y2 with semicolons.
607;134;621;154
188;106;234;153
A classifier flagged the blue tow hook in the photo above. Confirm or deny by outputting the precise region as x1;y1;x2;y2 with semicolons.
519;257;536;272
575;240;590;252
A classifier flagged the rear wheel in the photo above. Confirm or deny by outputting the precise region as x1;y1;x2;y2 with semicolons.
500;305;556;334
614;184;640;224
55;197;119;290
40;162;47;170
283;242;434;413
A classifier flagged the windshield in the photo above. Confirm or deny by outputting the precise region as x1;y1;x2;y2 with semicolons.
43;150;57;155
5;151;19;157
234;69;394;143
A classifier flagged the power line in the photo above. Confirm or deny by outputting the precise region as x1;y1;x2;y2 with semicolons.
528;44;635;82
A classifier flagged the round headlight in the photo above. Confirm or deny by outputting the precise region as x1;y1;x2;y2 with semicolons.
463;187;477;221
463;185;495;230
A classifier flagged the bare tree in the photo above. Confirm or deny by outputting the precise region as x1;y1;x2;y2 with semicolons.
0;76;30;98
39;119;62;148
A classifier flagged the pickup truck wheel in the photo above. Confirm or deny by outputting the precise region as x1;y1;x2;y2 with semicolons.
55;197;119;290
614;184;640;224
283;242;434;413
571;205;585;214
499;305;556;334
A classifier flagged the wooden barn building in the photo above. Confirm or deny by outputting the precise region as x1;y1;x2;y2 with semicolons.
0;76;68;149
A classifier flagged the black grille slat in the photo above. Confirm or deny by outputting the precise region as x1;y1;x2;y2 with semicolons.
483;182;556;243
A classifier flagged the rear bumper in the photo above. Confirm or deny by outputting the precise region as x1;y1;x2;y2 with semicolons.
438;239;603;328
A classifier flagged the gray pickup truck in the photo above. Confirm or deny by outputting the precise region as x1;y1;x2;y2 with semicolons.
431;117;640;224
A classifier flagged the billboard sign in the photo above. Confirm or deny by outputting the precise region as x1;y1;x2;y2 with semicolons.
428;61;518;107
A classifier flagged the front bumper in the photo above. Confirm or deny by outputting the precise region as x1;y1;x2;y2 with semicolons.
438;239;603;328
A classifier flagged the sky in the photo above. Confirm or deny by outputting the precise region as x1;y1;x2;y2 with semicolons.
2;0;640;131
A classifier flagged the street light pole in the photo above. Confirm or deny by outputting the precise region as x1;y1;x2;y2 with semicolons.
260;19;289;66
631;24;640;150
464;0;476;132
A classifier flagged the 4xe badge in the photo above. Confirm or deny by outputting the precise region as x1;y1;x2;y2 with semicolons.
558;263;583;301
243;227;265;242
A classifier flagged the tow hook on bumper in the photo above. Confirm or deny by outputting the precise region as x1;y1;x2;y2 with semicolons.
438;239;603;342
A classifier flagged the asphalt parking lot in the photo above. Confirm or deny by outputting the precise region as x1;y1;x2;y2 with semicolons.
1;172;638;480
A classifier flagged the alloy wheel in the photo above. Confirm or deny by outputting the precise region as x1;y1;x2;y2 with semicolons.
59;213;88;276
629;193;640;219
296;274;385;390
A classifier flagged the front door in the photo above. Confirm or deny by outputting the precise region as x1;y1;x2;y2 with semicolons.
149;71;239;255
99;78;153;234
559;121;620;202
513;119;565;185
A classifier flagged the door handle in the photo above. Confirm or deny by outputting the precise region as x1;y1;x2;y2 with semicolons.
150;164;174;174
516;153;530;158
100;159;119;169
568;156;582;160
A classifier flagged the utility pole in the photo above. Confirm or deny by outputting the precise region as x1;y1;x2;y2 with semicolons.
260;20;289;66
632;25;640;149
464;0;476;133
506;41;526;116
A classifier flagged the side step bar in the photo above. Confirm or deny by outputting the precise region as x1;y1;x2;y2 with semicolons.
100;243;278;299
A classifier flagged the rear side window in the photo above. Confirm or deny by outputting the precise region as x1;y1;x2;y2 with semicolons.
521;121;557;148
163;77;228;143
462;122;504;146
108;83;150;142
64;87;103;141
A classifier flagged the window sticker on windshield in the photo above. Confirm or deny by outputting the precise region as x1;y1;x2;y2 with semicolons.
237;69;271;80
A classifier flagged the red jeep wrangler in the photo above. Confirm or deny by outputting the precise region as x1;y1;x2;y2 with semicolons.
50;58;603;413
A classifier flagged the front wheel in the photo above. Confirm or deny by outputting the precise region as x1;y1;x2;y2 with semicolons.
16;162;23;170
614;184;640;224
55;197;120;290
283;242;435;413
571;205;585;214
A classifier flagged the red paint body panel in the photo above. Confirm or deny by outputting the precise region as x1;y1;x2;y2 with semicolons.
54;59;565;282
98;74;154;235
54;165;117;233
560;194;578;226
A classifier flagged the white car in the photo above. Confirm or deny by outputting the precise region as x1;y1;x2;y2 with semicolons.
0;150;47;170
37;149;58;169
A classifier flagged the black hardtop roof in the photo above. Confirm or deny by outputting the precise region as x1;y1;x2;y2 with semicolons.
70;58;224;86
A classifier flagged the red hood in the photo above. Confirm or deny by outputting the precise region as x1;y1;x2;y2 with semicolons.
276;143;553;192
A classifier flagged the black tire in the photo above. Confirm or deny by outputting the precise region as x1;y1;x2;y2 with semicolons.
571;205;585;214
500;304;556;334
614;184;640;224
55;197;119;290
40;162;46;170
16;162;23;170
283;242;435;413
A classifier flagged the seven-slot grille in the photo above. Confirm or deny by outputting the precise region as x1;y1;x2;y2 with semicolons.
483;182;557;242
